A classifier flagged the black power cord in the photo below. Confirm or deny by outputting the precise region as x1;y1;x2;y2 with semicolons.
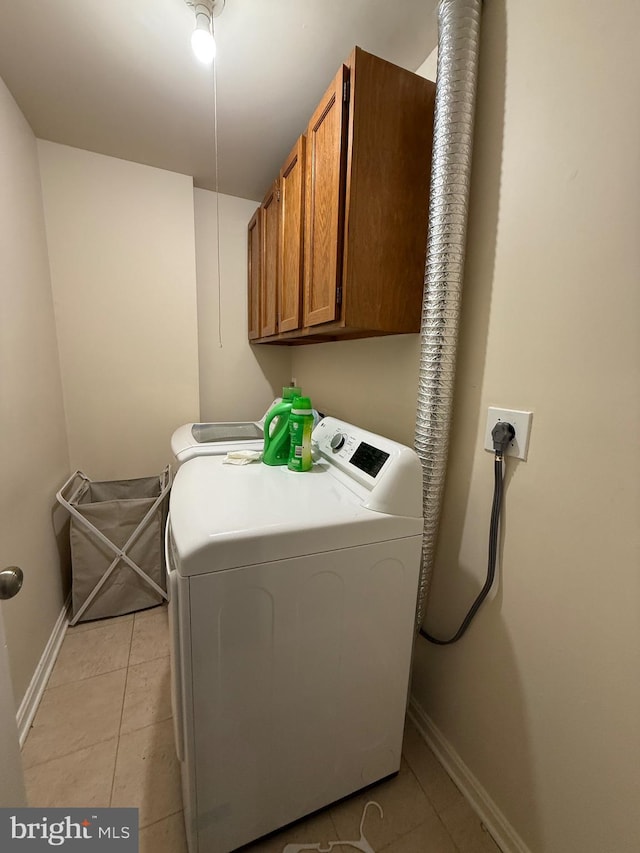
420;421;515;645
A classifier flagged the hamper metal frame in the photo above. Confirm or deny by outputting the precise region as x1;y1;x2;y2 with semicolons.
56;466;172;625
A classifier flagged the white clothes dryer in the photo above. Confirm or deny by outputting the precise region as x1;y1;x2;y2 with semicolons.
167;417;423;853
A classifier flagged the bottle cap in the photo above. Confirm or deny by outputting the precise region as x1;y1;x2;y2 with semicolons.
282;386;302;400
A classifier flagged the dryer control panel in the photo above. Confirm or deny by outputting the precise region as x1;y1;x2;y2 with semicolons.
313;418;422;518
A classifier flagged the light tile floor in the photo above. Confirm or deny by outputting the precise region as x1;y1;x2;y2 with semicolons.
22;606;500;853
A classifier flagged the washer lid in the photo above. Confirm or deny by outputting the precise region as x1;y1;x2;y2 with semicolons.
169;457;422;576
170;422;263;463
191;422;263;443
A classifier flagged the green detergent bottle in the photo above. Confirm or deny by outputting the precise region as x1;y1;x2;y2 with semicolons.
262;387;301;466
287;397;314;472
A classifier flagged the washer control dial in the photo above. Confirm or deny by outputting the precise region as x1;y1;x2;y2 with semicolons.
330;432;346;452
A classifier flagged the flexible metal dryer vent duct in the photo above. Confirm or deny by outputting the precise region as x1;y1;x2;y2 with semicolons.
414;0;483;628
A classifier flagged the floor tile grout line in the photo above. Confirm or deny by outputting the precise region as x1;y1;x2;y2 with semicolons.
134;605;168;619
61;619;133;651
128;653;171;666
66;607;164;636
67;622;133;635
375;812;457;853
46;660;132;692
120;711;173;738
68;607;163;631
128;605;170;668
329;763;434;851
116;714;175;740
23;646;132;759
46;618;135;681
128;651;171;668
23;702;173;794
401;739;465;817
435;803;499;853
22;733;119;773
393;758;462;852
138;808;183;833
109;618;135;807
48;650;172;694
66;618;135;634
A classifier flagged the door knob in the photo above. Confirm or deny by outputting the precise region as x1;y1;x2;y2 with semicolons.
0;567;23;600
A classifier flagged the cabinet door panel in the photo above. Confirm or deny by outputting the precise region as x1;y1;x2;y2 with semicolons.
247;209;261;340
303;66;349;327
260;181;279;337
278;136;306;333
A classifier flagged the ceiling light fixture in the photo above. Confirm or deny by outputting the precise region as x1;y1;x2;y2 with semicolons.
185;0;225;64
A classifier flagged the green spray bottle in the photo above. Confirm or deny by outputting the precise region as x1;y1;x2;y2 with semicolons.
262;387;302;466
287;397;314;472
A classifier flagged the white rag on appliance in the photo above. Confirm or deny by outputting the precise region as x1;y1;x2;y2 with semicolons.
222;450;263;465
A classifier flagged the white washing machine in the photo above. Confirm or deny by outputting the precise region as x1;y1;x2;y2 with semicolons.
167;417;423;853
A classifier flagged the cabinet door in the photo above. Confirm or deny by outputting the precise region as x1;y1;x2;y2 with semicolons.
303;66;349;327
278;136;306;333
260;180;279;338
247;209;261;340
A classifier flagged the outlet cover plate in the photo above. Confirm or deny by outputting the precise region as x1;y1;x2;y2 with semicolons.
484;407;533;460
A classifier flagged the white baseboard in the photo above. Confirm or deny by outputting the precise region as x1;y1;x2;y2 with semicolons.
408;696;532;853
16;595;70;747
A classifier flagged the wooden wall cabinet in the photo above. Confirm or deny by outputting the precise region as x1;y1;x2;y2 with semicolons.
248;47;436;345
278;136;306;333
247;209;261;340
247;138;306;339
303;66;348;329
259;180;279;338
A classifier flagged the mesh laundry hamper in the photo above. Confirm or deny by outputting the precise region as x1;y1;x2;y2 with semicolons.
57;467;171;625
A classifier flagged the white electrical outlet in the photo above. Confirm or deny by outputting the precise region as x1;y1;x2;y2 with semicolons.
484;407;533;460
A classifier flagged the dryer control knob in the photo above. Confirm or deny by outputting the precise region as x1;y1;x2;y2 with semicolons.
330;433;346;452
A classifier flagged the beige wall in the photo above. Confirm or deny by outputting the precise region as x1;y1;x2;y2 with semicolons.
38;142;200;480
410;3;640;853
291;336;420;445
0;79;70;706
194;188;291;421
415;43;438;80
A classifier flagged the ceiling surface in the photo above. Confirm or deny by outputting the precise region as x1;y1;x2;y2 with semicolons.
0;0;437;201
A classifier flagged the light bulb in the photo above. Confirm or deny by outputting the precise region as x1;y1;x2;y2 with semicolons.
191;12;216;64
